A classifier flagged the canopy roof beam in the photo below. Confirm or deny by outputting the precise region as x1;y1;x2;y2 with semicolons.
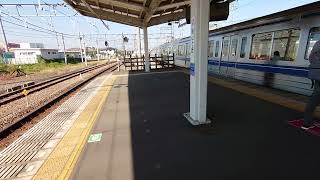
64;0;196;27
75;4;143;27
143;0;163;25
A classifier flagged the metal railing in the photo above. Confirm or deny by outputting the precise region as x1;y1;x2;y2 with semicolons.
123;53;175;71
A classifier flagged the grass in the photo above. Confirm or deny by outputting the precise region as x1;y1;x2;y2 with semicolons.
0;57;110;76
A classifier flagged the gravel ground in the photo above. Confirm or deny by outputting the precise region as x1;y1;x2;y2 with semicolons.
0;81;81;149
0;60;111;94
0;64;113;132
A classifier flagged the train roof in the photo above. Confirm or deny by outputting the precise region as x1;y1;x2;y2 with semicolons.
209;1;320;35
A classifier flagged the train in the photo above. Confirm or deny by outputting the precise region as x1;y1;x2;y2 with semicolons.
151;1;320;96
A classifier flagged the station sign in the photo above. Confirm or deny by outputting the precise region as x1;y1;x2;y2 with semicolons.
190;63;195;76
190;16;195;64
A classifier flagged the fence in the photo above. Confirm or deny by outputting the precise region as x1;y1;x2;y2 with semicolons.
123;54;175;71
7;58;38;65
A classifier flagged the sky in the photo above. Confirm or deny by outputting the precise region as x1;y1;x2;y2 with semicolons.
0;0;318;51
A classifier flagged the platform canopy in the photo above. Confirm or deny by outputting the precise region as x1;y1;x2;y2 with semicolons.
64;0;234;28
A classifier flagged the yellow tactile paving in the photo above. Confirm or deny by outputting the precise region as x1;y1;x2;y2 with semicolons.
33;76;116;180
183;70;320;118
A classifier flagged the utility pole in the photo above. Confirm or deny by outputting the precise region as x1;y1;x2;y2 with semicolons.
61;34;67;64
171;21;174;55
83;35;88;67
138;27;142;57
122;36;126;58
134;34;136;55
0;16;9;52
79;33;84;63
96;39;99;61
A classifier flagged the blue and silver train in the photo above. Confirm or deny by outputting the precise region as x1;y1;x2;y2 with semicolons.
152;2;320;95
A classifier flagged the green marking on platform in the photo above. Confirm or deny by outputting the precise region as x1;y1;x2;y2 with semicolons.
88;133;102;143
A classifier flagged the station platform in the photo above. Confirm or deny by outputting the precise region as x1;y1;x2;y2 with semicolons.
2;69;320;179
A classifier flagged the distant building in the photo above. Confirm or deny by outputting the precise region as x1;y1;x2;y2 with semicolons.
59;50;82;59
64;48;82;59
19;43;44;49
11;48;60;64
8;43;20;49
100;47;116;57
0;42;20;54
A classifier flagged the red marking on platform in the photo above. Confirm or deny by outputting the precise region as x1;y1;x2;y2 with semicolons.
288;119;320;136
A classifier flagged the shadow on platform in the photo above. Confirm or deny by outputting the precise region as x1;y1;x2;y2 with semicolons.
127;70;320;180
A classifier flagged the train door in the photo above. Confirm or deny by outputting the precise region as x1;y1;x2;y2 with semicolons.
219;36;230;75
227;35;239;77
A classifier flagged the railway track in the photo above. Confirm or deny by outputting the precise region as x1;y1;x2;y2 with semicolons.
0;63;109;106
0;62;118;138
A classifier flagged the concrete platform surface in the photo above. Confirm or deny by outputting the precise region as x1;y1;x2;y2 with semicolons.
70;71;320;180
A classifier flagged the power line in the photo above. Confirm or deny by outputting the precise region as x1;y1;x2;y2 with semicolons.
1;1;110;40
0;3;65;6
2;33;57;39
0;11;76;37
4;21;58;36
0;2;77;17
4;26;55;37
1;19;59;36
231;0;259;12
40;0;78;17
0;30;78;39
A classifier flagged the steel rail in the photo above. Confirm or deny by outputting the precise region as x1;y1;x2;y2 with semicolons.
0;63;118;138
0;63;110;105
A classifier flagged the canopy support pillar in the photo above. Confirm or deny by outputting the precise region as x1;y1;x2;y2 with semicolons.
143;26;150;72
184;0;210;125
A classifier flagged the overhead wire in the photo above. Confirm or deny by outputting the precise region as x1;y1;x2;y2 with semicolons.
0;1;99;50
0;11;76;37
1;32;60;39
1;19;58;35
1;27;78;39
2;26;58;36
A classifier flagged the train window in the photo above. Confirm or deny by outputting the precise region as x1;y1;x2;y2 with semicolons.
178;45;185;56
230;39;238;57
222;39;229;57
208;40;214;57
240;37;247;58
250;32;273;60
305;27;320;59
186;43;191;56
215;41;220;57
272;29;300;61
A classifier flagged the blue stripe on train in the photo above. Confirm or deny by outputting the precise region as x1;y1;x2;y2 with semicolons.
175;57;309;78
208;60;308;77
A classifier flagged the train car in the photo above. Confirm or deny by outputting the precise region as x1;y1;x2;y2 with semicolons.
155;2;320;96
